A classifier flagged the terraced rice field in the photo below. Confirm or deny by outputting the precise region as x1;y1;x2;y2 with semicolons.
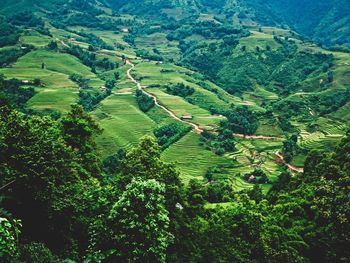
238;31;282;52
27;87;78;112
20;31;52;48
162;132;234;183
94;94;156;158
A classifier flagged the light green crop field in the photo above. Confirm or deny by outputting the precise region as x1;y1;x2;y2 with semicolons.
20;30;52;48
0;49;105;111
135;32;180;61
81;28;137;57
134;62;192;85
27;87;78;112
2;50;104;87
134;61;263;111
49;27;82;43
133;61;266;128
161;7;192;20
162;132;234;183
162;132;280;189
238;31;282;52
94;94;156;158
256;118;285;137
330;102;350;122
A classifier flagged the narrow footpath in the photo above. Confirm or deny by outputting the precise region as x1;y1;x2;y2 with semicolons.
275;151;304;173
126;59;203;133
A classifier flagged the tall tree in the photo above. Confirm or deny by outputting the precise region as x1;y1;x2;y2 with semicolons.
0;106;100;259
60;104;102;177
107;179;171;262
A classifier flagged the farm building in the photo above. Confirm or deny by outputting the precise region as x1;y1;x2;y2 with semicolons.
181;115;193;120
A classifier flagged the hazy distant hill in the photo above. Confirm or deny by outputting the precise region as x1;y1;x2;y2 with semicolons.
1;0;349;50
102;0;350;49
243;0;350;48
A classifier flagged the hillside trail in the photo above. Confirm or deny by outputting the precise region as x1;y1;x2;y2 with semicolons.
125;59;203;134
125;59;304;172
275;151;304;173
233;133;284;140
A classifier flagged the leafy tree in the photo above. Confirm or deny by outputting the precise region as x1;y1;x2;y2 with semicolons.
224;105;259;135
0;19;19;47
0;106;101;259
327;70;334;83
117;137;187;258
166;83;195;98
0;75;35;109
60;105;102;176
47;41;58;51
136;89;155;112
19;242;59;263
118;136;183;209
103;148;126;175
0;217;21;261
106;179;172;262
153;122;191;149
200;195;306;263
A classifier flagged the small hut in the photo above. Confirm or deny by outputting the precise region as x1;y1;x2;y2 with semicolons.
181;115;193;120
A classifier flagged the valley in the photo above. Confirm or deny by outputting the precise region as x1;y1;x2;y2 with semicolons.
1;15;348;190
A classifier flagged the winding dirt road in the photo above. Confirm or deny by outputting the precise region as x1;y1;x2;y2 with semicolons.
275;151;304;173
125;59;304;173
233;133;284;141
126;59;203;134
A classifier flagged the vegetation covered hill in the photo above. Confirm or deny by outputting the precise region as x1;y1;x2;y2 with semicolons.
0;0;349;262
243;0;350;49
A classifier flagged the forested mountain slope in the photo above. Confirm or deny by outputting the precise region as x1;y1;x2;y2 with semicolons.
243;0;350;49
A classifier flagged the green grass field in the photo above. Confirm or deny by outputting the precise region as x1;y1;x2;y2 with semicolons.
0;49;105;112
20;30;52;48
238;31;282;52
162;132;235;183
27;87;78;112
94;94;156;158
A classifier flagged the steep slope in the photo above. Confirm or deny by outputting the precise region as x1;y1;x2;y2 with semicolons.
0;0;66;13
242;0;350;48
106;0;201;14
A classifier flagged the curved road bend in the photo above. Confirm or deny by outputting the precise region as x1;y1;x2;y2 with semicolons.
126;59;203;134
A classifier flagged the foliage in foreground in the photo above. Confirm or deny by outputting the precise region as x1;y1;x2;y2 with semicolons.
0;104;349;262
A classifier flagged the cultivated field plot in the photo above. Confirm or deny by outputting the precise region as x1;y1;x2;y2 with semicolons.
20;30;52;48
1;49;105;111
135;32;181;61
238;31;282;52
162;132;234;183
134;61;263;111
94;94;156;158
27;87;78;112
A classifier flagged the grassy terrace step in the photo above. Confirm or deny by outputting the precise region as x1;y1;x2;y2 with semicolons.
330;102;350;122
94;94;156;158
20;30;52;48
162;132;234;183
1;49;105;112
